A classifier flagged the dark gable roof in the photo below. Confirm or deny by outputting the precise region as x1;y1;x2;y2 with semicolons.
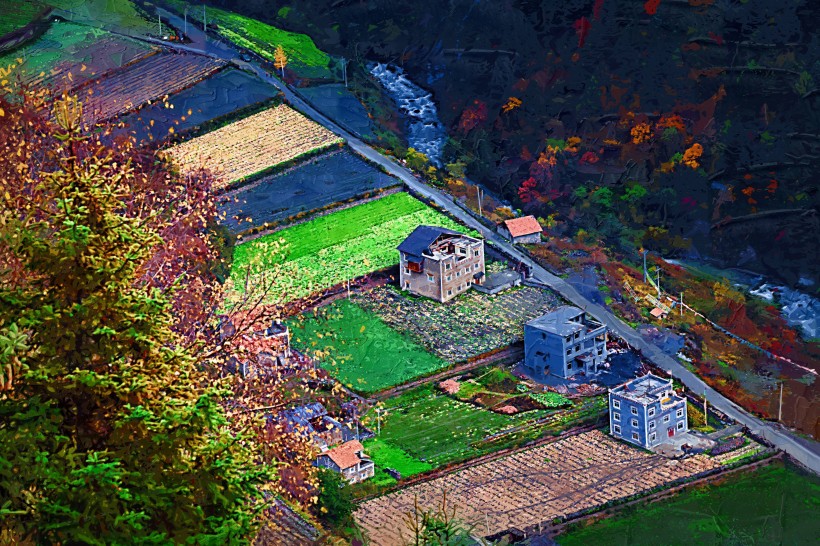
397;225;462;258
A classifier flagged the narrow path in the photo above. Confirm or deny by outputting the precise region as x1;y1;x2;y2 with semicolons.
123;8;820;475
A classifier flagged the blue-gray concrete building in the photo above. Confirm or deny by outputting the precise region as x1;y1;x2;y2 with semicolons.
609;373;688;449
523;306;608;380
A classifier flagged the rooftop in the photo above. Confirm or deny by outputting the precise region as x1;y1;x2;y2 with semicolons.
502;215;542;237
323;440;366;470
397;225;462;259
611;373;676;404
527;305;595;336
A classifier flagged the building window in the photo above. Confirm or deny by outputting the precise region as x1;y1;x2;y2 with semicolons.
648;408;656;417
649;432;656;442
613;399;620;409
677;421;685;430
445;263;452;270
613;424;621;434
565;335;572;343
447;289;452;296
566;348;571;355
474;250;479;257
631;406;638;416
597;348;603;355
649;420;656;430
663;415;670;423
427;274;434;282
631;419;638;428
613;412;620;422
404;268;411;275
574;331;580;340
676;408;684;418
456;271;461;277
574;345;580;352
404;281;410;289
402;253;407;261
446;275;452;281
631;432;639;441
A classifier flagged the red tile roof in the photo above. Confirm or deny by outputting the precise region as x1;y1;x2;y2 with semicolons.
324;440;364;470
503;216;542;237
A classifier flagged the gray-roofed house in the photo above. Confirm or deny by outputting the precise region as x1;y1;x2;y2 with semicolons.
609;373;688;449
397;225;484;303
523;306;608;380
277;402;362;451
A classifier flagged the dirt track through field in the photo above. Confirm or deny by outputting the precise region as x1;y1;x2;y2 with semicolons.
355;430;723;544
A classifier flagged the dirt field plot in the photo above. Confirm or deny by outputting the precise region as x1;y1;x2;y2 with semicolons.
164;103;342;189
113;68;278;146
218;150;397;234
78;51;225;125
352;285;561;361
355;430;724;545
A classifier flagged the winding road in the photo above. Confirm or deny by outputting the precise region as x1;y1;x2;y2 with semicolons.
140;8;820;474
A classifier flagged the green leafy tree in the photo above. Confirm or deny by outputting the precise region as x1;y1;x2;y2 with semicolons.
315;469;355;529
0;91;272;544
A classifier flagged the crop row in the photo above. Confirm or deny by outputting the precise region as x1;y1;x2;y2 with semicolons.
228;192;474;304
355;430;725;544
164;103;342;189
78;51;225;125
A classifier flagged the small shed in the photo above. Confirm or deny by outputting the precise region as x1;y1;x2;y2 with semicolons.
498;216;542;244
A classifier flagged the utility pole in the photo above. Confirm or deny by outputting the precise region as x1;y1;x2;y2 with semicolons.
485;512;490;535
703;389;708;428
341;57;348;88
202;5;206;38
778;382;783;422
376;408;381;436
158;11;162;38
642;250;647;283
184;7;188;36
477;186;483;217
680;292;683;316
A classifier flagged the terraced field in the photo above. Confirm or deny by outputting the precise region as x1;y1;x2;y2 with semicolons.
218;150;398;234
164;104;342;189
77;52;225;126
164;0;331;79
228;192;475;304
352;285;561;361
113;68;278;146
355;430;725;545
0;21;155;89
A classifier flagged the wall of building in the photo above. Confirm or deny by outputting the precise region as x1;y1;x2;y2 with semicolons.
523;324;565;379
512;233;541;244
609;392;688;448
399;241;485;303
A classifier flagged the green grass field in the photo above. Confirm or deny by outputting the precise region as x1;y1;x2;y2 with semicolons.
369;384;549;467
229;192;476;304
43;1;157;36
165;0;330;78
557;461;820;545
0;0;44;37
290;299;448;393
361;437;433;487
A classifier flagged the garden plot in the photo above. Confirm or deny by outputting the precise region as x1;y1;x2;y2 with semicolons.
355;430;725;545
369;384;550;469
164;103;342;190
289;300;448;394
77;51;226;126
218;150;398;234
227;192;475;304
0;21;155;89
112;68;278;146
352;285;561;361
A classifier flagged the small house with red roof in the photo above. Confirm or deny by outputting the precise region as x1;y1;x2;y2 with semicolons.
498;215;542;244
314;440;374;483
